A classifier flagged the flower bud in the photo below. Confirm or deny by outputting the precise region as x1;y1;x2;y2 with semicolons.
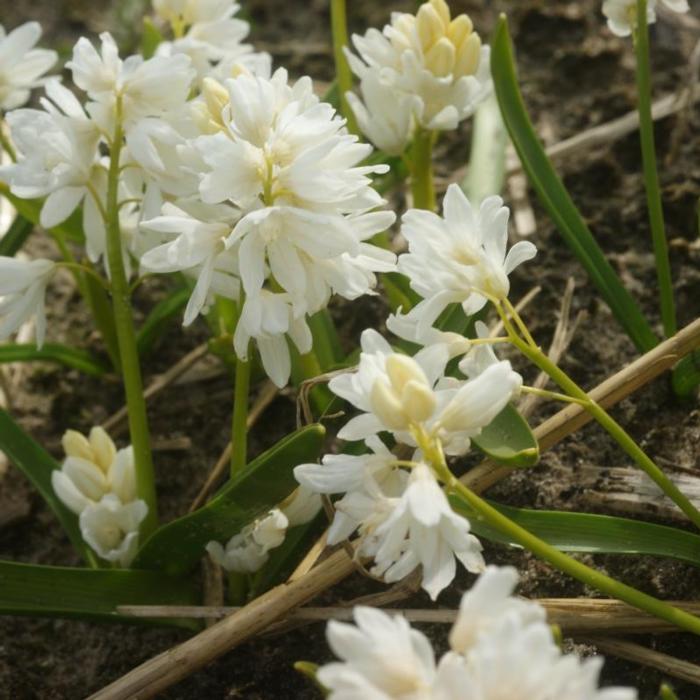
370;378;409;430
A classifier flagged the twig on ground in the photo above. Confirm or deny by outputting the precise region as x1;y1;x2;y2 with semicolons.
90;317;700;700
188;380;278;513
583;637;700;687
102;343;209;435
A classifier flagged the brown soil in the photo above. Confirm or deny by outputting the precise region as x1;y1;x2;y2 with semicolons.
1;0;700;698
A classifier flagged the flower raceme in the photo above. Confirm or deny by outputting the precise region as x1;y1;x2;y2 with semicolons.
344;0;492;154
602;0;689;37
316;566;638;699
51;427;147;566
0;22;57;111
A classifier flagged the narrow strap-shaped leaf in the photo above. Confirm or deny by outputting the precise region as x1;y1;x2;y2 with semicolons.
133;424;326;574
0;343;108;375
136;286;190;356
0;410;95;565
471;403;539;467
491;16;658;354
0;559;198;627
0;214;33;256
452;495;700;567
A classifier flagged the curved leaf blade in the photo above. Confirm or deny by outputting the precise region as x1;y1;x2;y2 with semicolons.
452;496;700;567
0;343;108;376
472;403;539;467
0;559;197;627
0;214;33;256
491;16;658;354
0;410;95;565
133;424;326;574
136;286;190;356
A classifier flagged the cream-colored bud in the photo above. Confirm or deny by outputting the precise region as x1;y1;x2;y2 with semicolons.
425;37;456;77
370;378;409;430
202;77;229;127
402;380;437;424
447;14;474;49
416;4;445;52
386;354;429;395
454;32;481;78
89;426;116;473
390;15;416;53
429;0;452;28
62;429;93;462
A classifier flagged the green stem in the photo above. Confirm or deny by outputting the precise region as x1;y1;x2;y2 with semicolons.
448;476;700;636
410;127;436;211
230;354;251;476
330;0;359;135
503;304;700;530
0;119;17;162
634;0;676;337
105;102;157;536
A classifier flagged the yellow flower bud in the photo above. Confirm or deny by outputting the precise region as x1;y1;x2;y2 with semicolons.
425;37;456;77
454;32;481;78
416;4;446;52
429;0;452;28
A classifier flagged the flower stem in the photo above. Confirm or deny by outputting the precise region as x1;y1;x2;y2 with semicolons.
105;102;158;536
230;354;251;476
500;302;700;530
410;127;436;211
634;0;676;337
447;476;700;636
330;0;359;135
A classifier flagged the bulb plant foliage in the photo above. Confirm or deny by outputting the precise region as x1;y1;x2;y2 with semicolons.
0;0;696;696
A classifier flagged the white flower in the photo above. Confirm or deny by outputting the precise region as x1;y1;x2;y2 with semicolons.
345;0;492;150
0;257;54;346
0;80;106;261
279;484;322;527
79;493;147;567
319;606;437;698
206;508;289;573
232;290;312;388
329;328;521;456
371;462;484;600
316;566;638;700
398;184;537;320
51;427;137;515
602;0;689;37
66;32;195;133
140;201;241;325
0;22;57;110
154;0;271;83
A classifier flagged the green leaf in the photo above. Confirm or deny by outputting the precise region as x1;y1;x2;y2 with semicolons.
133;425;326;574
452;497;700;567
0;343;108;376
0;560;198;627
136;286;190;356
82;262;122;372
0;410;96;565
0;214;33;256
307;309;344;370
672;352;700;398
491;16;658;354
141;17;164;59
471;403;539;467
382;272;422;313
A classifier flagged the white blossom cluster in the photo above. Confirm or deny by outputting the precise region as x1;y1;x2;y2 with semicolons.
296;186;532;600
51;427;146;566
0;0;396;389
344;0;492;155
602;0;689;37
317;566;638;699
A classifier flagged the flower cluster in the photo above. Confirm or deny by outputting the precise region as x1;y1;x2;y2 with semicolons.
345;0;492;154
206;486;321;573
296;186;529;600
602;0;689;37
51;427;146;566
316;566;638;699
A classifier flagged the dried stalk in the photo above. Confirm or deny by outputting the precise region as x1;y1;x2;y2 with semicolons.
117;598;700;636
188;380;278;512
102;343;209;435
89;317;700;700
582;637;700;687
